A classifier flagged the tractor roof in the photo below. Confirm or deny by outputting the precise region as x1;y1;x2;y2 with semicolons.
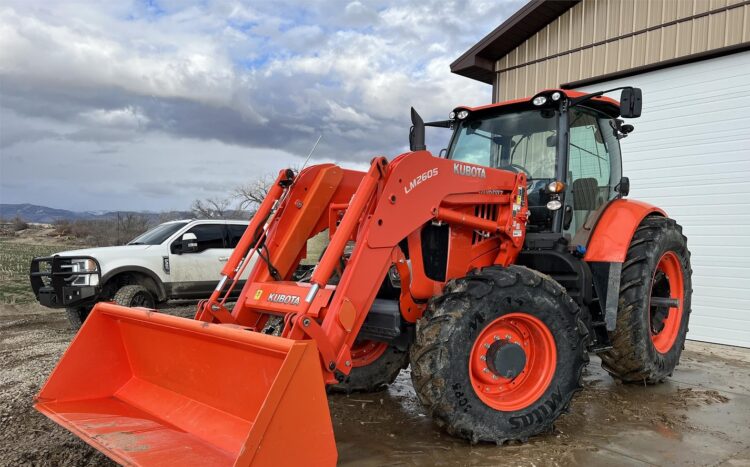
456;89;621;118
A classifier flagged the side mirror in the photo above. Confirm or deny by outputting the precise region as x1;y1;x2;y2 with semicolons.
616;176;630;197
181;232;198;254
409;107;426;151
620;88;642;118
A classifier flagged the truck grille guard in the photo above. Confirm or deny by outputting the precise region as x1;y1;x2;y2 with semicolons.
29;255;101;308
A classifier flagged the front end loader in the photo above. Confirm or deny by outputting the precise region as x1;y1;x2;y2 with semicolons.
35;87;691;465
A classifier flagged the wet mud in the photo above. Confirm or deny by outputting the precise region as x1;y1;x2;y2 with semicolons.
1;304;748;466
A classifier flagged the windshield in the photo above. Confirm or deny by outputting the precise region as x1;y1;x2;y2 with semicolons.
128;221;189;245
448;109;558;180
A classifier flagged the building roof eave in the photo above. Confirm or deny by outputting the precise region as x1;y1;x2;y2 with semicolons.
451;0;580;84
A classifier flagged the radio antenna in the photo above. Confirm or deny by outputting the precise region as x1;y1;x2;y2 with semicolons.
298;135;322;174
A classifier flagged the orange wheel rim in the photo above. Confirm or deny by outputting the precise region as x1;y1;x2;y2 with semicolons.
650;251;685;353
350;340;388;367
469;313;557;411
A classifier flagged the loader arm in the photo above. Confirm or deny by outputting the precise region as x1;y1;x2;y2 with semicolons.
220;150;528;380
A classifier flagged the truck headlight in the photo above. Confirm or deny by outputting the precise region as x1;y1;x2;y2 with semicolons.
70;259;99;286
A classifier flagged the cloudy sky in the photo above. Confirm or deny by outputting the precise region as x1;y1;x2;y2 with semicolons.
0;0;523;212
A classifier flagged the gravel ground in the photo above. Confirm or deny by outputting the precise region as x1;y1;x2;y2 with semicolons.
1;302;748;466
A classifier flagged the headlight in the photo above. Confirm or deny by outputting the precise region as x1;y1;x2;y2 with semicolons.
449;111;456;119
532;96;547;106
551;91;562;101
547;181;566;193
546;199;562;211
70;259;99;286
457;110;469;119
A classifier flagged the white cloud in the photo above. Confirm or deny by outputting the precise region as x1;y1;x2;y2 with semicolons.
0;0;526;211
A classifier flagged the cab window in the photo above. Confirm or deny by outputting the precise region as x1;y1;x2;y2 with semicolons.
566;108;622;233
181;224;226;252
227;224;247;248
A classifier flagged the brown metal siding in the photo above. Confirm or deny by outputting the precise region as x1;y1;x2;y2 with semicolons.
495;0;750;101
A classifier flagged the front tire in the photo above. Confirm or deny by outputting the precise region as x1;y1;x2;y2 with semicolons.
330;340;408;393
64;306;92;330
112;284;157;309
410;265;588;443
600;216;692;383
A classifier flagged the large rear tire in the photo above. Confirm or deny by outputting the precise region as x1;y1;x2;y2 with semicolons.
330;340;408;393
600;216;692;383
410;265;588;443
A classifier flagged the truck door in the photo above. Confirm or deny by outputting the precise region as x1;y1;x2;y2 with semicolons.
169;223;232;298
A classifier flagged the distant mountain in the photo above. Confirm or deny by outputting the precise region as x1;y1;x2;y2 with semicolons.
0;203;192;223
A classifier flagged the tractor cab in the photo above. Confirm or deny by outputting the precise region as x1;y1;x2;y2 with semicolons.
420;88;641;237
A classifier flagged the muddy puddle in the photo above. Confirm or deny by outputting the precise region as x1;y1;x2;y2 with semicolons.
1;305;748;466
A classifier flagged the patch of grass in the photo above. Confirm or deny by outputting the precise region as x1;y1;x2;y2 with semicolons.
0;241;81;305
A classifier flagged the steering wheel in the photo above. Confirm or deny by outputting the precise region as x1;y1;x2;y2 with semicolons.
507;163;532;177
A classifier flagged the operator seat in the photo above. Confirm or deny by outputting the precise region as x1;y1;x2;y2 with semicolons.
571;177;600;233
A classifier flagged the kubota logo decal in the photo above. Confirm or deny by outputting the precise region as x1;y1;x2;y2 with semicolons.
404;168;438;194
267;293;301;306
454;163;486;178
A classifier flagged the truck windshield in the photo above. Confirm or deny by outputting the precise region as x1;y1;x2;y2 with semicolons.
448;109;558;180
128;221;189;245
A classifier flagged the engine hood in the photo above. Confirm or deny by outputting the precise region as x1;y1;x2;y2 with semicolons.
54;244;155;258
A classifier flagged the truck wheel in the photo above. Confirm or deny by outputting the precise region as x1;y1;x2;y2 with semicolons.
330;340;408;393
600;217;692;384
410;265;588;444
113;284;157;309
65;306;92;330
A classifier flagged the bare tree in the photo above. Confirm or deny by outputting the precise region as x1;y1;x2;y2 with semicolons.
233;174;275;214
191;197;233;219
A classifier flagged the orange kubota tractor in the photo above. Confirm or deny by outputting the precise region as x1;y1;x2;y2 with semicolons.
35;88;691;466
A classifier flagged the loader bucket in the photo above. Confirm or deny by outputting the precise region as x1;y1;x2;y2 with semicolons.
35;302;337;466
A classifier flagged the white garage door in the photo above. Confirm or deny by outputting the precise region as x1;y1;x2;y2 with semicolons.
577;51;750;348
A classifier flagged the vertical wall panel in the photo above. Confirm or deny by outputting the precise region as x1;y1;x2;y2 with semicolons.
570;2;585;48
694;0;711;15
691;16;710;53
660;23;678;61
676;21;694;56
725;8;744;45
618;0;636;34
676;0;695;19
491;0;750;101
633;0;650;30
619;36;635;70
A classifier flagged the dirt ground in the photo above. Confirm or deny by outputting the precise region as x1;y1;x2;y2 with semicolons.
1;303;749;467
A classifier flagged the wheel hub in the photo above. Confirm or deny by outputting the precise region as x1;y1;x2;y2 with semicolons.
486;340;526;379
469;313;557;411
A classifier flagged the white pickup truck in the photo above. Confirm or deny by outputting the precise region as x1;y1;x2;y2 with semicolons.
30;219;252;328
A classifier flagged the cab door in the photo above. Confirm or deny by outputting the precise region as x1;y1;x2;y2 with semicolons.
565;107;622;235
169;223;231;298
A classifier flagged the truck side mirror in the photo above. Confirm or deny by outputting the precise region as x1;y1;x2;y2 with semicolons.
181;232;198;254
620;88;642;118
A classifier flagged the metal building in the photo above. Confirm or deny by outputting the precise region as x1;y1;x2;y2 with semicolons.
452;0;750;347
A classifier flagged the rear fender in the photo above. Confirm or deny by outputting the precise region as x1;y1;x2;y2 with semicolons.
583;199;665;332
583;199;666;263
